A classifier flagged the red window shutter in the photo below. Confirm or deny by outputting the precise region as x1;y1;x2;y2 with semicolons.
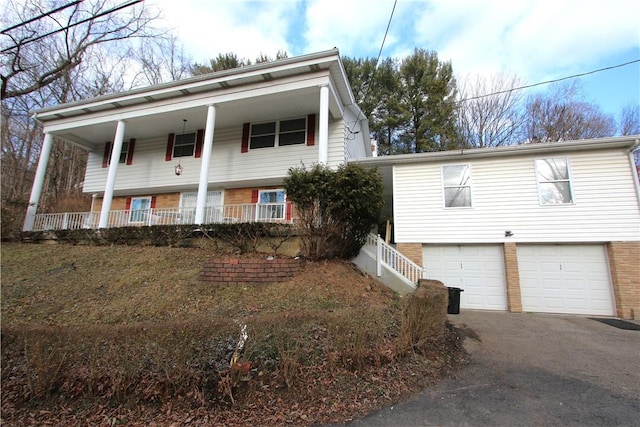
126;138;135;165
165;133;175;161
251;189;259;203
195;129;204;158
241;123;250;153
306;114;316;146
102;142;111;168
150;196;157;209
286;201;293;221
125;197;132;211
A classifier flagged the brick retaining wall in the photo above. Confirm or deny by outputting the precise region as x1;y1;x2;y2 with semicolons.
200;257;302;284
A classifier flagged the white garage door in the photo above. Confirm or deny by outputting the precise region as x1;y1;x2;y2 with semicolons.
517;244;614;316
423;245;508;310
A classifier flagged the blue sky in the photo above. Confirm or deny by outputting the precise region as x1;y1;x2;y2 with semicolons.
150;0;639;121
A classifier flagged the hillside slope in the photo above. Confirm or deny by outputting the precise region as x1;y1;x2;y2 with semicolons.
1;243;466;426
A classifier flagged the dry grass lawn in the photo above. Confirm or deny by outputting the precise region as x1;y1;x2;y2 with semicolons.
1;242;466;426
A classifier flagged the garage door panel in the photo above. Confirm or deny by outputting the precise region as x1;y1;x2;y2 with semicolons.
424;245;507;311
517;244;614;316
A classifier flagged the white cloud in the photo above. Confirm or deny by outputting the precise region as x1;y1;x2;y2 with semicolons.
149;0;297;63
146;0;638;114
302;0;398;57
411;0;640;82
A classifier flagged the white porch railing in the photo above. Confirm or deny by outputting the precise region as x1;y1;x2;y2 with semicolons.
363;233;426;288
31;202;293;231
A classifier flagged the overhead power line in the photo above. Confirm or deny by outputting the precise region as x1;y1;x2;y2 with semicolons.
456;59;640;104
1;0;144;54
347;0;397;137
1;0;84;34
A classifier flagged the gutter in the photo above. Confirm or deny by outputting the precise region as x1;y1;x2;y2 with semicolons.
628;138;640;207
351;136;640;166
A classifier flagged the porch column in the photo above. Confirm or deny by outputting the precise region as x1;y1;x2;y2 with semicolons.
319;85;329;164
98;120;126;228
23;132;54;231
195;104;216;225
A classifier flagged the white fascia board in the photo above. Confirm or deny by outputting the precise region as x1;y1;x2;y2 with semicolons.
42;74;332;133
327;78;344;118
352;136;640;167
34;51;341;121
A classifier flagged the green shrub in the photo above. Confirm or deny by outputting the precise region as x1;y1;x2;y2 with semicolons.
284;163;384;260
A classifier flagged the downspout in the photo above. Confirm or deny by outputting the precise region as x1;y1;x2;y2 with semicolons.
628;139;640;207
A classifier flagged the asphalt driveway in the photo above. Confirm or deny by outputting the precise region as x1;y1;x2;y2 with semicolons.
347;311;640;426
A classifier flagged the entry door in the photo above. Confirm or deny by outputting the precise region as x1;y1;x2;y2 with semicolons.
423;245;508;310
180;191;223;223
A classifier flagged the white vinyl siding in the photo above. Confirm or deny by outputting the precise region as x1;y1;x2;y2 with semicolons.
327;119;345;168
393;149;640;244
84;119;346;192
343;107;367;160
517;244;615;316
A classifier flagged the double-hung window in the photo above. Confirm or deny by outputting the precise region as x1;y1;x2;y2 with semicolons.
118;140;129;164
442;164;472;208
129;197;152;223
257;189;286;220
102;139;134;167
173;132;196;157
535;158;573;205
250;118;306;149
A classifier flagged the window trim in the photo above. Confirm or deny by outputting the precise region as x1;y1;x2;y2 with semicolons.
173;132;197;158
118;140;130;164
102;138;135;167
256;188;287;221
442;164;473;208
534;157;575;206
249;117;307;150
128;196;152;223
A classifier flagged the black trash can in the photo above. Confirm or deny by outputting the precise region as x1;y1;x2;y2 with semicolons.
447;287;463;314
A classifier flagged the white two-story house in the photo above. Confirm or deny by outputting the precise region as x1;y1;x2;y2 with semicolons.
24;49;371;231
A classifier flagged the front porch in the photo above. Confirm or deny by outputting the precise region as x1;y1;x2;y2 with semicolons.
32;202;294;231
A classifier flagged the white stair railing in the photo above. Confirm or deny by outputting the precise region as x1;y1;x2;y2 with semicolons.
365;233;425;288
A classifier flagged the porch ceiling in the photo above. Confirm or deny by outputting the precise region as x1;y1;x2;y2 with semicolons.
55;86;326;151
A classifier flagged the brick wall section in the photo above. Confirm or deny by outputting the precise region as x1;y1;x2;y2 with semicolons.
200;258;302;285
224;188;254;205
607;241;640;320
397;243;423;266
503;242;522;313
93;193;180;212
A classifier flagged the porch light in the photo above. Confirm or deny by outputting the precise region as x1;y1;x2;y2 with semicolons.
174;118;187;176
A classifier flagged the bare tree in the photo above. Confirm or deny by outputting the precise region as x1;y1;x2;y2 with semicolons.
619;103;640;136
1;0;159;99
0;0;162;237
521;82;616;142
130;35;192;86
455;72;525;148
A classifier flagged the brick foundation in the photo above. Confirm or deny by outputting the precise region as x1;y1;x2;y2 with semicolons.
200;257;302;285
503;242;522;313
396;243;423;266
607;241;640;320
